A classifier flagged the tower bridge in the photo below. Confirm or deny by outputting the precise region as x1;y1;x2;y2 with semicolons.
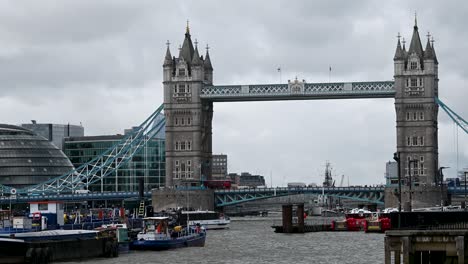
0;20;467;211
163;20;441;201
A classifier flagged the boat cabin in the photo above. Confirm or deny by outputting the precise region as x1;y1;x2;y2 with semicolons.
138;217;171;241
29;201;64;230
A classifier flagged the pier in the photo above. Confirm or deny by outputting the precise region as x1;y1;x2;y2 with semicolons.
385;212;468;264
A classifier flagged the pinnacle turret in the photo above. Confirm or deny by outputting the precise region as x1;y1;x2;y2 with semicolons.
204;47;213;70
408;22;424;58
163;44;173;66
179;24;195;63
394;36;405;61
191;45;202;66
424;37;434;60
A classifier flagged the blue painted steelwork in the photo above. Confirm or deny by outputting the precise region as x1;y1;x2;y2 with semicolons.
0;104;165;196
0;191;152;204
436;97;468;134
200;81;395;102
214;186;385;207
0;186;464;206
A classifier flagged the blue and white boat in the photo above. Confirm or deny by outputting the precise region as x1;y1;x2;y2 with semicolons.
130;217;206;250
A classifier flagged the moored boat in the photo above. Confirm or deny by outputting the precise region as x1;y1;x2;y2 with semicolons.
130;217;206;251
0;229;119;263
179;210;230;230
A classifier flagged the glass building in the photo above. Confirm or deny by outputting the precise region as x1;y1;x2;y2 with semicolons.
63;135;165;192
21;122;84;150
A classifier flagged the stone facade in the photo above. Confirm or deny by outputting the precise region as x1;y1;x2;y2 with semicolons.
394;21;439;186
163;25;213;188
151;188;214;212
385;185;448;209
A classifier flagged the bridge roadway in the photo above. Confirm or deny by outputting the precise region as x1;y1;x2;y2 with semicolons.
214;186;386;207
1;186;464;207
200;81;395;102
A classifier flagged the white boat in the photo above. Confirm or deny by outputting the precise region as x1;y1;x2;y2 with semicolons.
179;210;230;230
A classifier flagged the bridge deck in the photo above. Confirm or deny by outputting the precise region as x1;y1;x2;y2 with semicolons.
201;81;395;102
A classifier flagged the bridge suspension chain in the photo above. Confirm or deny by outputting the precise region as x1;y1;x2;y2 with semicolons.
16;104;165;195
436;97;468;135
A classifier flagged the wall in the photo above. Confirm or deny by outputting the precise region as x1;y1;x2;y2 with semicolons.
384;185;448;209
152;189;214;212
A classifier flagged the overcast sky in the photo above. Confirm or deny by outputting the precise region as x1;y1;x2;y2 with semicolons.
0;0;466;186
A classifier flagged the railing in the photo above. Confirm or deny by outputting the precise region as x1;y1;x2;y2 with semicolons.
201;81;395;100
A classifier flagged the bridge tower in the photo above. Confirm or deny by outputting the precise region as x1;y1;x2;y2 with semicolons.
163;24;213;188
394;19;439;186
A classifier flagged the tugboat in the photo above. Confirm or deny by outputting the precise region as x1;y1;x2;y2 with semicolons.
130;217;206;250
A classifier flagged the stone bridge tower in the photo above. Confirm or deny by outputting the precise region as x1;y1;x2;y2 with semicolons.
394;20;439;186
163;25;213;188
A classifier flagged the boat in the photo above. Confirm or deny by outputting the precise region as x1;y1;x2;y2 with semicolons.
130;217;206;250
98;223;130;254
178;210;230;230
0;229;119;263
0;210;38;234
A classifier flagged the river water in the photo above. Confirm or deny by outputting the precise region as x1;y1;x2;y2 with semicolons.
68;217;384;264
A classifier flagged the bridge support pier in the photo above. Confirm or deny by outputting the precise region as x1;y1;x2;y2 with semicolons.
282;204;293;233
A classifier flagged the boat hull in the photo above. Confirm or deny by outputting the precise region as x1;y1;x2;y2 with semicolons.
130;232;206;251
0;230;118;263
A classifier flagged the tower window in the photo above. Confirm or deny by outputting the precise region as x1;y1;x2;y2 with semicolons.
419;136;425;146
412;136;418;146
410;78;418;87
407;137;411;146
419;112;424;120
413;112;417;120
187;117;192;125
175;118;179;125
179;68;186;76
406;112;410;121
410;61;417;70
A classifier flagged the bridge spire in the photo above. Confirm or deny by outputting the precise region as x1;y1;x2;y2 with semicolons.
163;40;173;66
408;15;424;57
191;40;202;66
204;44;213;70
179;21;195;63
394;32;405;61
424;32;436;61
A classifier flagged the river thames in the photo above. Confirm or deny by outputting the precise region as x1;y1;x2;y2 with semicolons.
69;217;384;264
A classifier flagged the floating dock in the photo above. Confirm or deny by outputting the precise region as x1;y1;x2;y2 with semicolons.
0;229;118;263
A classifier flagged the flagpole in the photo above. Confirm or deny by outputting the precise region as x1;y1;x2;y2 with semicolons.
329;65;331;83
277;66;282;83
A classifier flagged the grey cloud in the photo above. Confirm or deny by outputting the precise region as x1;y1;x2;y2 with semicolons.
0;0;466;184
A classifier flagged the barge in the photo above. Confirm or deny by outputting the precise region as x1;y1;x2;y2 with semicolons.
0;229;119;263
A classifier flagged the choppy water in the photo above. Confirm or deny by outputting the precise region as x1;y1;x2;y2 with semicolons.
68;217;384;264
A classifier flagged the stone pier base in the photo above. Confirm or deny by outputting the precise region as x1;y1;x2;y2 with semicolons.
151;188;214;212
385;230;468;264
384;185;448;209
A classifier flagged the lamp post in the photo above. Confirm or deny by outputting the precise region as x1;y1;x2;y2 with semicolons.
393;152;402;212
408;159;418;212
464;171;468;210
438;166;449;208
